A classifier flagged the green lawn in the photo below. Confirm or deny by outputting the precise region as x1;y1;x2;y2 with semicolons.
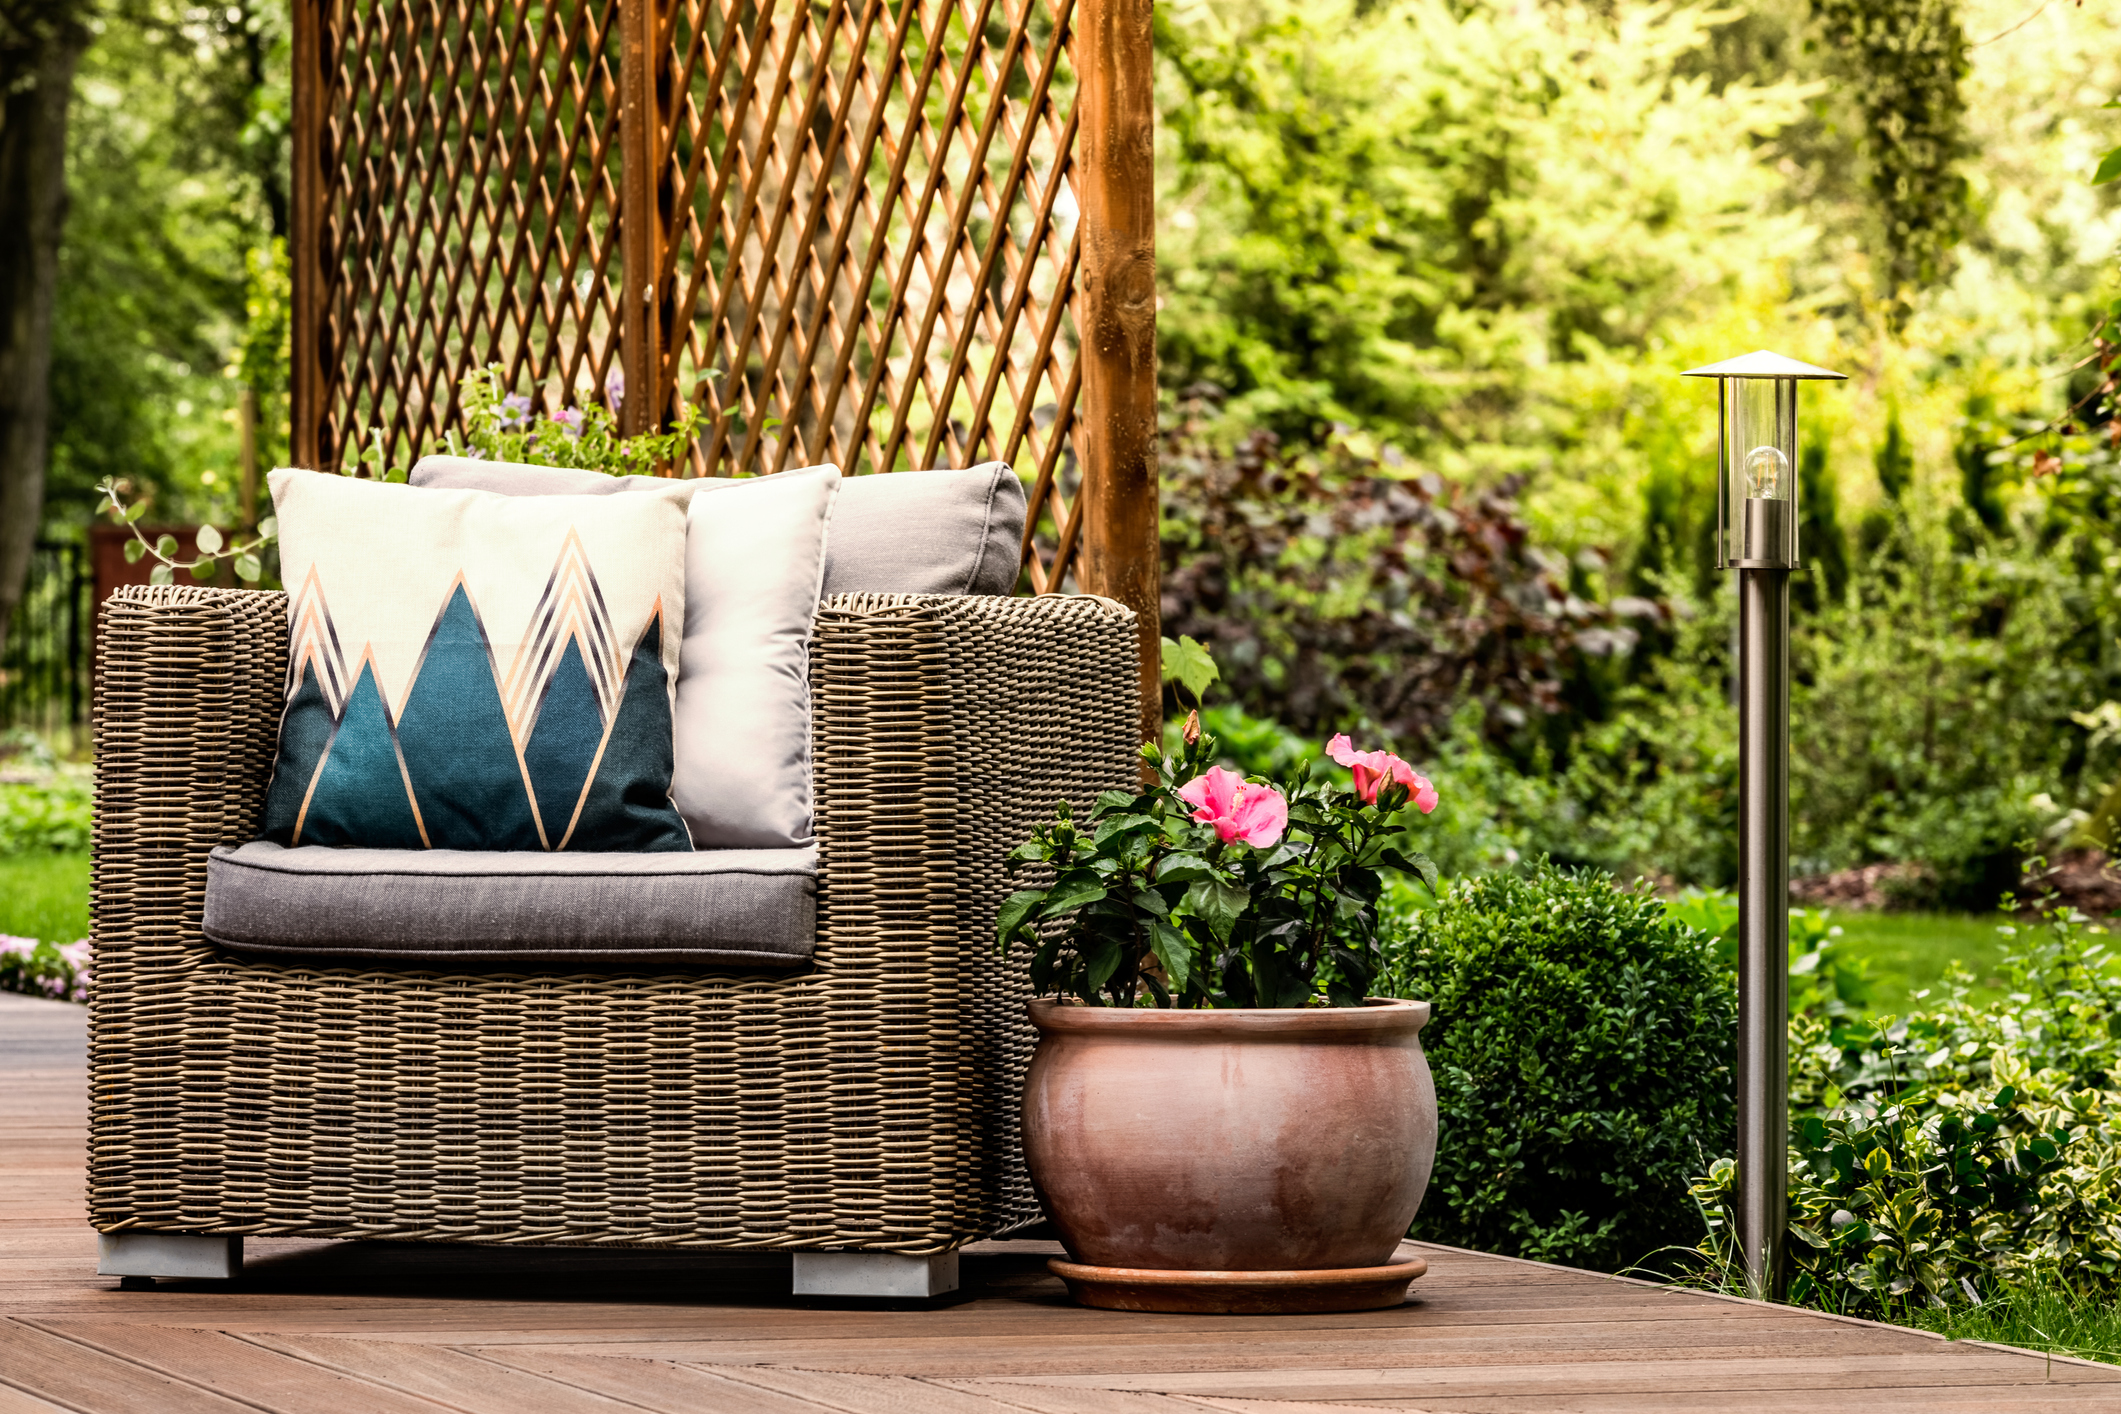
1828;910;2016;1017
1909;1273;2121;1367
0;851;90;945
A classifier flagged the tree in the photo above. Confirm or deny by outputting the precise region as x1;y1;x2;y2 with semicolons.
0;0;91;662
41;0;289;542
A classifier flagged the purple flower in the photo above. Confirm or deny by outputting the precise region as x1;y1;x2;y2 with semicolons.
1;934;91;1004
605;366;625;411
500;393;533;429
554;407;584;439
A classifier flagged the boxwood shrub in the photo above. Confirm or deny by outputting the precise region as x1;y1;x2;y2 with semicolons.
1381;859;1736;1273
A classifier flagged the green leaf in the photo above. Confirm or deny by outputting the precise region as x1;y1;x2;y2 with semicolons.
1083;936;1124;991
1130;888;1170;917
995;889;1046;945
258;516;278;540
1095;790;1137;813
1029;935;1062;994
194;524;224;554
234;554;263;582
1159;633;1219;705
1184;877;1249;943
154;534;179;560
1149;919;1192;992
148;564;173;587
123;539;146;564
1093;813;1157;844
1381;847;1441;893
2096;146;2121;185
1157;853;1215;884
188;560;215;581
1042;872;1108;916
127;503;147;524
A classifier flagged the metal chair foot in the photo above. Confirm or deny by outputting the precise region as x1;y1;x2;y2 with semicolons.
97;1233;243;1281
792;1248;960;1298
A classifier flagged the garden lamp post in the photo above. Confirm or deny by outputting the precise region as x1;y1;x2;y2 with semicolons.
1682;350;1846;1301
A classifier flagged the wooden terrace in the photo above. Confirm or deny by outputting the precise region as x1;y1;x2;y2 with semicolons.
4;991;2117;1413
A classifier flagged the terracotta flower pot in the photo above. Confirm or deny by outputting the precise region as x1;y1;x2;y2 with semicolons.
1021;997;1437;1312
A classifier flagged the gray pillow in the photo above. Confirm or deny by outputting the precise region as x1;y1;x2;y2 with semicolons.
410;457;1026;596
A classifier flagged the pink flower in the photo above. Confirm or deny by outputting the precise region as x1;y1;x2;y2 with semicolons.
1326;734;1439;813
1178;766;1289;848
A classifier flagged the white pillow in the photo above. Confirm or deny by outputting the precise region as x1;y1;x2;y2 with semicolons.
675;468;839;848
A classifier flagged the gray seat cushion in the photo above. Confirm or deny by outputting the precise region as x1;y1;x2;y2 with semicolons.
409;457;1027;596
204;841;815;967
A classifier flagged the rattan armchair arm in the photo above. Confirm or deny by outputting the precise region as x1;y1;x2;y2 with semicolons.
91;585;288;1003
810;593;1141;1236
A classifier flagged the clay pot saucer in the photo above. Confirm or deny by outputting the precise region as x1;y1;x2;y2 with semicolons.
1047;1255;1428;1314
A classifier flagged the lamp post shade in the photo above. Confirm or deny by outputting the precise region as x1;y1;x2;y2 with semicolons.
1683;351;1847;572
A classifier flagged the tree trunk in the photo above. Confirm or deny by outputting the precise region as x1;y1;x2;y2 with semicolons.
0;6;89;664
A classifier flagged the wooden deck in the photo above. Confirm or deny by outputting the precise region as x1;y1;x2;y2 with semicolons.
4;991;2117;1413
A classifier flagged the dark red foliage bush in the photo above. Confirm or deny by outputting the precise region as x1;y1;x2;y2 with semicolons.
1158;397;1664;751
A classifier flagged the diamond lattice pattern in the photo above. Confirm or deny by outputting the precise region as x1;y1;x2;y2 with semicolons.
316;0;626;474
659;0;1083;590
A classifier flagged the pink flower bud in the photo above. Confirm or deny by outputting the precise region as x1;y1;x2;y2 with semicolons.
1325;734;1439;813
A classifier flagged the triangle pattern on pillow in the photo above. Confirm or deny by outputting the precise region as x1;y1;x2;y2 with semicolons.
260;542;688;853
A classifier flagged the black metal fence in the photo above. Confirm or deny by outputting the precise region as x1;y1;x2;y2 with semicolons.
1;542;91;737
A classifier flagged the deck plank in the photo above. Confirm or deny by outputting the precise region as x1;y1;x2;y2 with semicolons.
957;1389;1383;1414
711;1363;1088;1413
0;1318;258;1413
967;1350;2121;1398
0;1383;69;1414
244;1334;665;1413
24;1320;464;1412
1324;1391;2121;1413
468;1349;884;1413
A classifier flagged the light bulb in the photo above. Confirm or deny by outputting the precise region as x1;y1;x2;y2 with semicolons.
1743;445;1788;499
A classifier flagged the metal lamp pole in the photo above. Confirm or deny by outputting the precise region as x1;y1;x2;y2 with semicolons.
1683;350;1845;1301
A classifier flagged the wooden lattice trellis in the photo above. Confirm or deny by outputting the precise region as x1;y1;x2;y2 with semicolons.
290;0;1158;731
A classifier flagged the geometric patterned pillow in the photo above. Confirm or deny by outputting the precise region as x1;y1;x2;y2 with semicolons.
256;469;692;852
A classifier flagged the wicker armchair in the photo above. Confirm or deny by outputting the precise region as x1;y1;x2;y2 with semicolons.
88;584;1138;1291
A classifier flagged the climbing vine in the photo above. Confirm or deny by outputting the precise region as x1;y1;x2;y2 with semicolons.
1811;0;1971;325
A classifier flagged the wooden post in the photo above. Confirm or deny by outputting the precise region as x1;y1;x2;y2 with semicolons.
1076;0;1160;744
618;0;675;445
289;0;324;469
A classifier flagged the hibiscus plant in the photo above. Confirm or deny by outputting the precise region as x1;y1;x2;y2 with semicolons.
995;637;1441;1008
